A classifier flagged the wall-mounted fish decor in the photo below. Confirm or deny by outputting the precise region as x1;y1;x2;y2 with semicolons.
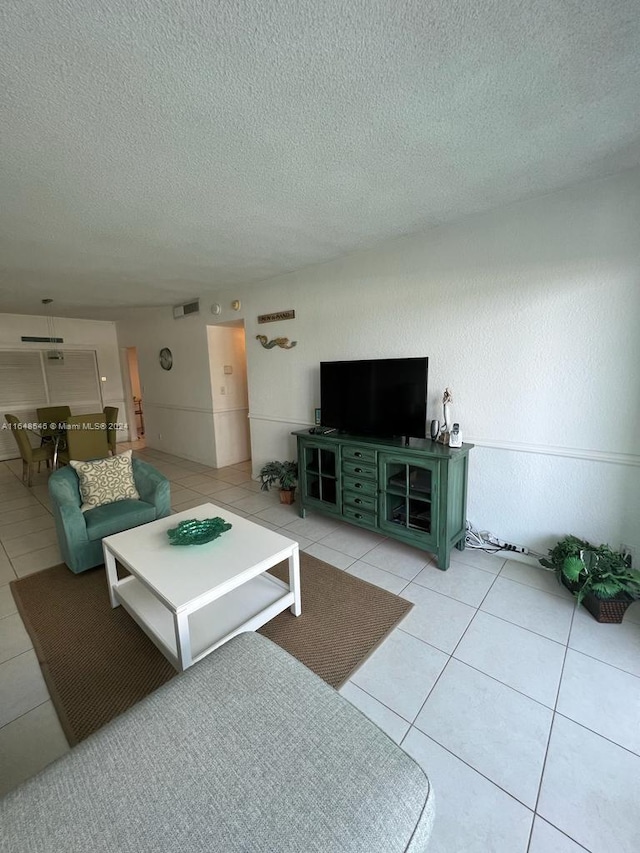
256;335;297;350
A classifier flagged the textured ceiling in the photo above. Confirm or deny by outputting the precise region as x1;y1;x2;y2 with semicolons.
1;0;639;317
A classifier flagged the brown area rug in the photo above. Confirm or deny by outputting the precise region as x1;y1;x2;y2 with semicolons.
11;554;411;745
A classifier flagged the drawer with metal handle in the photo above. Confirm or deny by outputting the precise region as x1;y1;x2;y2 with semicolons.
342;492;377;513
343;505;377;530
342;447;376;465
342;460;376;480
342;475;377;497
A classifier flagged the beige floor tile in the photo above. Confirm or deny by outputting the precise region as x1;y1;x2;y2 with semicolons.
176;461;210;473
149;452;186;464
29;483;51;504
161;467;198;481
0;701;69;796
193;480;241;497
449;548;506;575
0;494;38;513
304;542;356;570
0;612;33;664
0;650;50;728
0;474;27;487
0;514;55;542
346;560;408;594
11;544;62;578
170;497;210;512
173;473;218;489
168;486;204;504
3;528;59;559
0;584;17;618
0;505;50;526
249;518;280;531
230;493;277;514
0;548;16;585
213;502;249;518
213;469;253;485
8;470;52;490
208;486;253;505
0;473;21;485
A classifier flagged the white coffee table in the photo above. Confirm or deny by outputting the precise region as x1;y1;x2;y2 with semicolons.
102;503;301;671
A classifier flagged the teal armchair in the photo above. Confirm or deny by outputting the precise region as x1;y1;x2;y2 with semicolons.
49;458;171;574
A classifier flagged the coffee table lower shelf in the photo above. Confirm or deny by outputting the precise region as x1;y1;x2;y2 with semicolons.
114;573;294;670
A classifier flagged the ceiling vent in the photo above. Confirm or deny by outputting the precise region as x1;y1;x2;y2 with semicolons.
173;299;200;319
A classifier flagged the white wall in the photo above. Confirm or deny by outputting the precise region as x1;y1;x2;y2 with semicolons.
117;308;217;464
0;313;127;440
116;168;640;555
207;324;250;468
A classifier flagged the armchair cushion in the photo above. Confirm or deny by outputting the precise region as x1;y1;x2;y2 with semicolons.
85;499;157;541
70;450;139;512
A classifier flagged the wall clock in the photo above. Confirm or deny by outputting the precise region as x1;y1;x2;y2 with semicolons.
159;347;173;370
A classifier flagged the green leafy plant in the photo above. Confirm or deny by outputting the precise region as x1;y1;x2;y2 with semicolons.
259;460;298;492
539;534;589;573
540;536;640;605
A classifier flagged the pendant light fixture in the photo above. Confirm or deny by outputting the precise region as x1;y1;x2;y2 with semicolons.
42;298;64;361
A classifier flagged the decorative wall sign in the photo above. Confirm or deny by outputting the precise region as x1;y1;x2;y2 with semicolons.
256;335;297;350
257;310;295;324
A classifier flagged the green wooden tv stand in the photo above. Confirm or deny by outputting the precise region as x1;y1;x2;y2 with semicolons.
293;430;473;570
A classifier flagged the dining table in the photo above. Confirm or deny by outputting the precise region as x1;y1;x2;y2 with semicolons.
26;420;68;469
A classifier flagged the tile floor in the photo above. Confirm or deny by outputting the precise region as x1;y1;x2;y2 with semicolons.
1;443;639;852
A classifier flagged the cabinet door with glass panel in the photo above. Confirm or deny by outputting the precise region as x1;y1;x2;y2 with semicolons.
299;441;340;515
378;453;439;548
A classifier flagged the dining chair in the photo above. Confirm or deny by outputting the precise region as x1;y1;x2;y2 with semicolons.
4;414;55;486
36;404;71;461
103;406;119;455
36;406;71;444
61;413;110;462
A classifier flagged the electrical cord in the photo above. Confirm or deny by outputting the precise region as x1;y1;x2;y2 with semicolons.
464;521;546;558
464;522;505;554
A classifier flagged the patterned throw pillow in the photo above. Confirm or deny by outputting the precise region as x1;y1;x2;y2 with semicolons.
70;450;140;513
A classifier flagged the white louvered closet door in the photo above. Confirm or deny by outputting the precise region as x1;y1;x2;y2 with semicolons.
43;351;102;412
0;349;103;461
0;350;48;459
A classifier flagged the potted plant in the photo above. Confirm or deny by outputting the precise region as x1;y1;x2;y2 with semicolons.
540;536;640;623
259;460;298;505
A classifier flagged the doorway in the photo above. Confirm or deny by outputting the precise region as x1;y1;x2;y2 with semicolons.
206;321;251;468
124;347;144;441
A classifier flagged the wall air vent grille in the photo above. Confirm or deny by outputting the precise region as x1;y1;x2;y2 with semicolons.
173;299;200;319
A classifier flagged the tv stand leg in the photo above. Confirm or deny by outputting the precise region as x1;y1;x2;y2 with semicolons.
455;538;465;551
436;546;450;571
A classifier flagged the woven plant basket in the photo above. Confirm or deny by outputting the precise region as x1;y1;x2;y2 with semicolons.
581;592;634;624
560;574;634;623
559;574;580;595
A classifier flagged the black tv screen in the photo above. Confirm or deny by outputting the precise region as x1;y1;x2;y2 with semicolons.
320;357;429;439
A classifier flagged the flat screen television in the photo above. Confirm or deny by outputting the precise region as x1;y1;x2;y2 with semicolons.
320;357;429;439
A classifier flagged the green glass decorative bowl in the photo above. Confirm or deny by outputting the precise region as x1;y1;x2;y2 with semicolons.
167;517;232;546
